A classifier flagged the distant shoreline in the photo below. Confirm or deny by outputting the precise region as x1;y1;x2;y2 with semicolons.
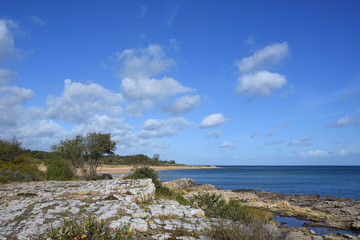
97;165;218;174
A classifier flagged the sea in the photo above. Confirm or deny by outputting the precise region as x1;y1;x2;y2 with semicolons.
158;165;360;200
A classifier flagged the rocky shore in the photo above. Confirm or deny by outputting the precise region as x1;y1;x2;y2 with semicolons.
163;178;360;239
0;178;359;239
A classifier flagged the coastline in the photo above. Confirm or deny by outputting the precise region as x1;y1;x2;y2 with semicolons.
97;165;218;174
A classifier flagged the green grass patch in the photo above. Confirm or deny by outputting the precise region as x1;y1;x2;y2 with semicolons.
155;186;189;206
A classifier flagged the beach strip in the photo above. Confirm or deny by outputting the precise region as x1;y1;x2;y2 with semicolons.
97;165;218;174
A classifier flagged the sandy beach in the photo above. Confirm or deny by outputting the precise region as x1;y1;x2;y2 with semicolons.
97;165;218;174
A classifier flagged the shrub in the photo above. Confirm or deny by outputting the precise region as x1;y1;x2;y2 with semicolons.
45;156;75;181
0;155;44;183
35;212;139;239
189;192;272;223
208;221;281;240
124;166;161;189
189;192;228;219
0;137;23;163
155;186;189;205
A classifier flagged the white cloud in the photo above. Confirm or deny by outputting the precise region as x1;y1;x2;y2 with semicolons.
300;149;359;158
139;117;191;139
289;137;312;147
69;114;132;136
116;44;175;79
31;16;45;26
46;79;123;123
266;129;278;137
114;45;194;116
220;141;236;149
0;85;33;106
0;19;19;63
199;113;228;128
0;68;17;86
236;42;289;74
121;76;192;101
328;116;360;128
206;130;222;138
236;70;287;96
162;95;200;115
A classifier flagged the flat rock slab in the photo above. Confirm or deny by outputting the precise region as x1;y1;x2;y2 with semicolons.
0;179;208;240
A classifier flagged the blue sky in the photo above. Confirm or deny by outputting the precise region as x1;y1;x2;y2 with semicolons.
1;0;360;165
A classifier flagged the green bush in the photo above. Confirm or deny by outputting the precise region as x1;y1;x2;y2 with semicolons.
124;166;161;189
0;155;44;184
208;221;281;240
35;212;139;239
189;192;249;221
45;156;75;181
0;138;23;163
0;138;44;183
189;192;229;219
155;186;189;205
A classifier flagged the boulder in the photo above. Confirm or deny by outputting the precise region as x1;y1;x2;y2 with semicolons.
101;173;113;180
162;178;195;191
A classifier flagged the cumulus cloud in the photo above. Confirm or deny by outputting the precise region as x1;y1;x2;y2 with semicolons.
236;42;289;74
139;117;191;139
236;70;287;96
162;95;200;115
235;42;289;98
206;130;222;138
0;68;17;86
327;116;360;128
116;44;175;79
114;45;194;116
266;129;278;137
0;19;19;63
220;141;236;149
288;137;312;147
121;76;192;101
199;113;228;128
46;79;123;123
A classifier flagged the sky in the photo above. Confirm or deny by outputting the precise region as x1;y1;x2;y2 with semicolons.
1;0;360;165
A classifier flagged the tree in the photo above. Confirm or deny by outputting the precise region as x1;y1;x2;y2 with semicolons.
85;132;116;178
51;136;86;176
0;137;24;163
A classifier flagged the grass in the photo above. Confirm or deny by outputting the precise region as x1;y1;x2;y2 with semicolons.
34;211;142;240
155;186;189;205
208;221;282;240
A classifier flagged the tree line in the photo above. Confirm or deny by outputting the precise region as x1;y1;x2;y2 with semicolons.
0;132;179;183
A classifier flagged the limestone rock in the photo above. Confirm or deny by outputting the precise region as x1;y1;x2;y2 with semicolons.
162;178;195;191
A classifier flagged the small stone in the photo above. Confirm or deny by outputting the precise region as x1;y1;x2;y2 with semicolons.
309;229;316;235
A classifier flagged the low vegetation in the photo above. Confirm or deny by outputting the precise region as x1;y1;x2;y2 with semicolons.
189;192;280;240
208;221;281;240
0;138;44;183
34;212;142;240
124;166;162;189
102;154;178;166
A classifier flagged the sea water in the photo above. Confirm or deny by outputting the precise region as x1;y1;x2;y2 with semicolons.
158;166;360;200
